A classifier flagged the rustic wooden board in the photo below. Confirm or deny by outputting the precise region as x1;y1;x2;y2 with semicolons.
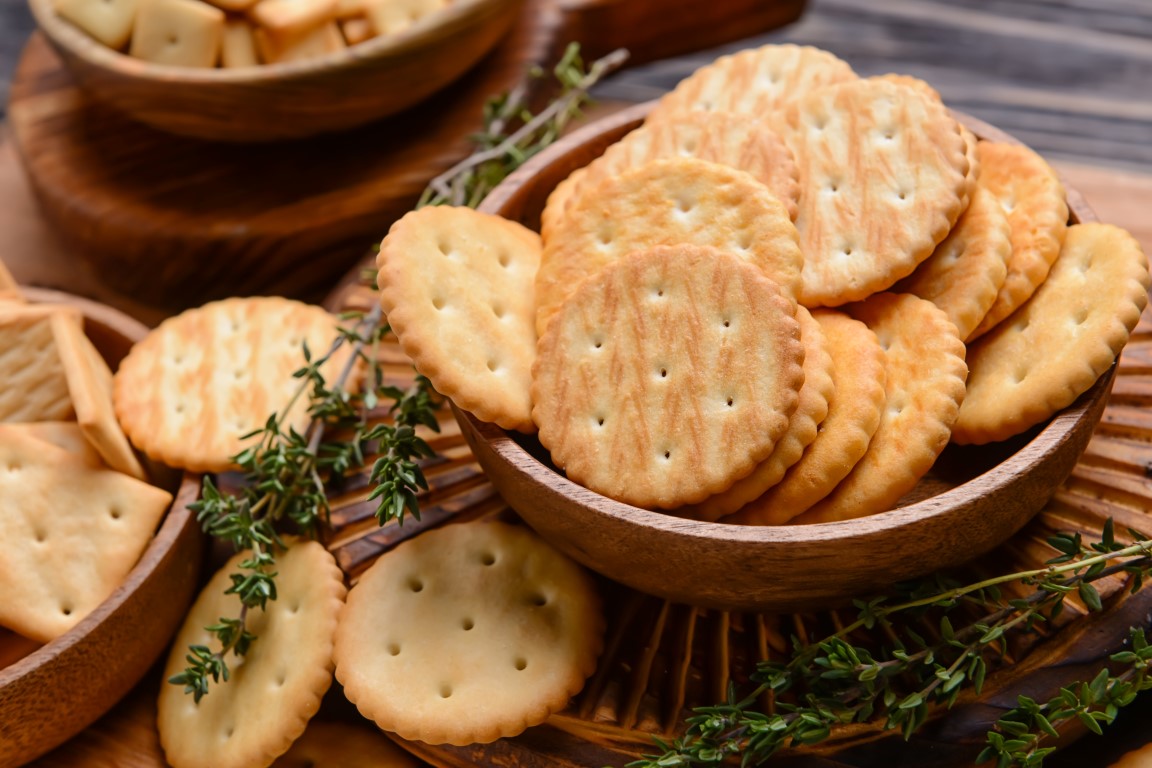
3;0;803;312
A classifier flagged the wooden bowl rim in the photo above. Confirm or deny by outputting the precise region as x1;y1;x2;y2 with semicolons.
472;100;1106;546
27;0;516;84
0;289;195;686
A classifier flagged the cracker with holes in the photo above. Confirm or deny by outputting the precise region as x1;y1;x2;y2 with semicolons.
533;245;803;509
780;79;969;307
791;293;967;525
158;539;345;768
0;426;172;642
645;43;857;125
334;520;603;746
270;720;418;768
537;157;802;336
968;141;1069;339
542;111;801;238
953;223;1150;445
682;305;833;521
130;0;225;67
0;304;80;423
113;296;353;472
377;206;542;432
52;312;147;480
728;309;886;525
893;186;1011;341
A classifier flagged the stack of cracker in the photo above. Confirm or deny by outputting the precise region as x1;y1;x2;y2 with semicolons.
376;43;1148;527
0;260;172;662
55;0;453;67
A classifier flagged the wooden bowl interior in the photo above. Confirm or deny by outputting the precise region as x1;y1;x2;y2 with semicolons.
26;0;522;140
0;289;204;768
464;103;1112;612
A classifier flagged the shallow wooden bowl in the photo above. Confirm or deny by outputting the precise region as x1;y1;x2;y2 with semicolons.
0;288;204;768
458;102;1114;613
26;0;522;141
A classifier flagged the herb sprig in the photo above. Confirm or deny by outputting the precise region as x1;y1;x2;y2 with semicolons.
629;520;1152;768
171;43;629;701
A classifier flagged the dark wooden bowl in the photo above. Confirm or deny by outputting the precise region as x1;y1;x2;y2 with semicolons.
458;103;1114;612
0;289;204;768
26;0;522;141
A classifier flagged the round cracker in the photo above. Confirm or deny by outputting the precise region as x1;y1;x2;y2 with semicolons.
537;157;803;336
112;297;353;472
542;111;800;237
953;223;1150;444
727;309;886;525
968;141;1068;339
791;293;968;525
646;43;857;124
781;79;970;307
158;540;346;768
333;521;604;747
893;186;1011;341
681;305;832;521
532;245;803;509
377;206;542;432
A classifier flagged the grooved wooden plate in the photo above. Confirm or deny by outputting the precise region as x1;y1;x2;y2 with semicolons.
0;289;204;768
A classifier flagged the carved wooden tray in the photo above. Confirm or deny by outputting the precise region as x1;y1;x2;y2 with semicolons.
312;271;1152;767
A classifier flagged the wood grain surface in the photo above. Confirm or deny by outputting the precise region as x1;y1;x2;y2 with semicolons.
3;1;1152;766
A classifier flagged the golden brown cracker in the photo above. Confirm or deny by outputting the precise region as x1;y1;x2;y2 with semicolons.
158;540;346;768
55;0;139;48
893;186;1011;341
542;111;800;237
646;43;857;124
968;141;1068;339
728;309;886;525
130;0;225;67
113;297;353;473
532;246;803;509
0;427;172;642
537;156;802;336
364;0;446;35
781;79;970;307
6;422;103;466
791;293;967;524
52;313;147;480
953;223;1150;444
377;206;542;432
334;521;603;746
0;305;80;424
682;305;832;521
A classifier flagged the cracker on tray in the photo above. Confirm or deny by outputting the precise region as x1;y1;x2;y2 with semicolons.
377;206;542;433
334;521;603;746
158;539;346;768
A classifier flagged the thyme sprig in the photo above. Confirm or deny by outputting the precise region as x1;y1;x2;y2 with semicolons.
630;521;1152;767
418;42;629;208
172;43;627;701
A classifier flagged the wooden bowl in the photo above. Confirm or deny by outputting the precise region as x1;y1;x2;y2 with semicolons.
0;289;204;768
26;0;522;141
459;102;1114;613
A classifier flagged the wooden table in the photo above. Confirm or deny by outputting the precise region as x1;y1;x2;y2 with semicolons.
3;0;1152;765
